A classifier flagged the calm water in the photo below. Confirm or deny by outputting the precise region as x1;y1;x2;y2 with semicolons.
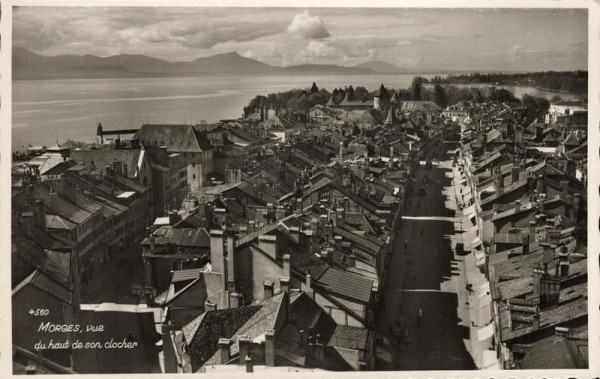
11;74;580;149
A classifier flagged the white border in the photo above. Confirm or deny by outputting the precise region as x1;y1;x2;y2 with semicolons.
1;1;598;378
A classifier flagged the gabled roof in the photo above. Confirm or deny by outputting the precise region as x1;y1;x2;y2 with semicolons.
184;305;261;371
137;124;205;152
149;227;210;248
70;149;141;178
13;270;73;305
314;267;373;303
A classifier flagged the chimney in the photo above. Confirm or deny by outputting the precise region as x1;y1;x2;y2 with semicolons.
289;226;300;244
573;193;581;223
218;338;233;363
263;280;274;299
229;292;243;308
168;211;181;226
283;254;291;278
279;276;290;293
204;299;217;311
533;268;545;301
105;165;113;178
296;198;304;213
244;355;254;373
210;230;225;274
238;335;251;365
536;174;545;195
258;234;277;259
336;208;345;227
148;235;156;254
265;330;276;367
511;164;520;184
522;235;530;255
305;274;313;299
560;261;570;277
25;366;36;375
214;208;227;230
319;214;328;229
226;234;236;292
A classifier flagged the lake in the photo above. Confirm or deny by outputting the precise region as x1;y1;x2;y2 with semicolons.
11;74;580;149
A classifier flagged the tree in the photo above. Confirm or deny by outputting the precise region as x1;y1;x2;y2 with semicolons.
411;77;425;101
352;124;361;136
433;84;446;107
310;82;319;93
354;86;371;101
550;95;562;103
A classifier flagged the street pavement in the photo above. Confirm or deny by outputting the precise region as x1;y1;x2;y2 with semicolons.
375;142;476;371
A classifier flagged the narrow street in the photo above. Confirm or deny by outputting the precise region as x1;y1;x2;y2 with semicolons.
375;141;476;370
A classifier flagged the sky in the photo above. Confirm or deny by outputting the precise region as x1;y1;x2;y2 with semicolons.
13;7;588;71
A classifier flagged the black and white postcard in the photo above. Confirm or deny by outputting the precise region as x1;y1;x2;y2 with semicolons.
1;1;598;377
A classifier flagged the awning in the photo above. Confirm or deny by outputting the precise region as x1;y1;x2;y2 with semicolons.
462;204;476;217
472;236;482;249
474;249;486;267
477;294;492;325
476;322;494;342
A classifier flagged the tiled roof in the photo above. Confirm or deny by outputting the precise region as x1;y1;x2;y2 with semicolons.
184;306;261;371
152;227;210;248
326;325;368;350
315;267;373;303
70;149;141;178
31;184;92;224
204;292;288;366
137;124;205;152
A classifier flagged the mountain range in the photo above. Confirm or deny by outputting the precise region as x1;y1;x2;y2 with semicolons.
13;47;411;80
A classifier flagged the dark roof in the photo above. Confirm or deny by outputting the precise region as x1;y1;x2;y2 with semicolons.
137;124;205;152
152;227;210;248
184;306;261;371
315;267;373;303
70;149;141;178
326;325;369;350
14;270;73;305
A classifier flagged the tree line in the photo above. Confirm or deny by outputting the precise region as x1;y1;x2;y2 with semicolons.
435;71;587;96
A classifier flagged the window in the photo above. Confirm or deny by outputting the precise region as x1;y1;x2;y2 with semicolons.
184;153;187;158
193;174;196;179
192;162;195;168
192;153;195;158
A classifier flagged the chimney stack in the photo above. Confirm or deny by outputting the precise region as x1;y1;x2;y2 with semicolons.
263;280;274;299
244;355;254;373
283;254;291;278
279;276;290;294
511;164;520;184
305;274;313;300
265;330;276;367
204;300;217;311
218;338;233;363
229;292;243;308
238;335;251;365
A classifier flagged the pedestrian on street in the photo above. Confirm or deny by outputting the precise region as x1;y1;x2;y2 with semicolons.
404;239;408;251
420;229;424;238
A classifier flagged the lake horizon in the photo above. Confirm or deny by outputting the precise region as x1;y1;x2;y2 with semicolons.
12;74;581;150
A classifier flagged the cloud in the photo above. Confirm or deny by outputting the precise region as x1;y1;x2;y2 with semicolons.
294;41;341;63
287;10;330;39
396;57;419;67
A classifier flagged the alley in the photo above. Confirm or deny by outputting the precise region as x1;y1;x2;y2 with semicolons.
375;141;476;371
